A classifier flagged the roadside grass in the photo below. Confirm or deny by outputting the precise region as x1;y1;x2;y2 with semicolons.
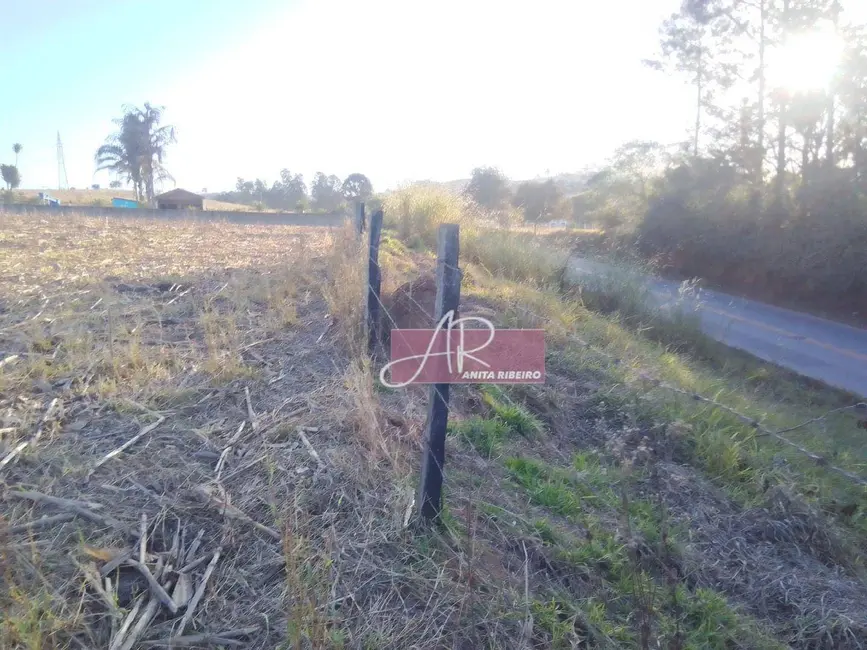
458;236;867;546
383;185;569;286
448;387;544;457
487;407;783;648
377;184;867;646
384;187;867;536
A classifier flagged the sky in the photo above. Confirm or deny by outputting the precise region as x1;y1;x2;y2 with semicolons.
0;0;799;193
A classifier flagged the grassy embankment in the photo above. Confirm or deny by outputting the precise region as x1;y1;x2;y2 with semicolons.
372;185;867;647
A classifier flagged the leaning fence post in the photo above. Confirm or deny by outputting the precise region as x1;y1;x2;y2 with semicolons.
418;224;461;522
367;210;384;353
354;202;366;236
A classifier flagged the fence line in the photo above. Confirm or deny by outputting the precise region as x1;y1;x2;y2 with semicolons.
357;207;460;522
363;238;457;523
356;211;867;525
366;210;384;353
354;202;366;236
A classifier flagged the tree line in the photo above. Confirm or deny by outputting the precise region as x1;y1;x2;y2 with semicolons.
463;166;582;226
91;103;374;213
215;172;373;212
567;0;867;318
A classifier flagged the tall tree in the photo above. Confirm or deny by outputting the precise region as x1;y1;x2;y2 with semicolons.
341;173;373;202
701;0;770;185
838;24;867;186
645;3;738;158
1;164;21;189
278;170;307;209
756;0;768;184
772;0;792;203
12;143;22;168
311;172;344;211
789;90;827;188
95;141;142;201
133;104;176;203
95;103;175;204
254;178;267;204
465;166;511;209
825;0;842;167
610;140;666;200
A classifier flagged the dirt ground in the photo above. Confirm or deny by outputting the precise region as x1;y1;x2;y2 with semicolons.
0;214;360;648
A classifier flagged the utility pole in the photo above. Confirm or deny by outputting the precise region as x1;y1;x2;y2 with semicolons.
56;132;69;190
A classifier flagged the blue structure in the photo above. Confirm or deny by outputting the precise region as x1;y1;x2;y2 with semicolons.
38;192;61;206
112;197;138;209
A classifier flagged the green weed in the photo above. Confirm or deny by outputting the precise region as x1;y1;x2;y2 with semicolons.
450;417;509;457
531;599;581;649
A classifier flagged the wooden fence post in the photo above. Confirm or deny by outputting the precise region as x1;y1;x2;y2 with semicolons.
367;210;384;354
355;202;366;236
418;224;461;522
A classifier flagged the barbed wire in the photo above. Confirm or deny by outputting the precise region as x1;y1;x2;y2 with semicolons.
365;240;867;488
511;298;867;486
366;275;452;503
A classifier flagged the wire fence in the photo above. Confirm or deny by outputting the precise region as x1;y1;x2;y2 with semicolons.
358;213;461;521
355;207;867;519
510;291;867;487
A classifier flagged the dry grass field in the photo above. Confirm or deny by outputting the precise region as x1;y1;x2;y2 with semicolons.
2;206;867;649
0;213;360;648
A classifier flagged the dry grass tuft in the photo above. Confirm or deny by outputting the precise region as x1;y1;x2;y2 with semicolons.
321;222;366;350
343;357;395;466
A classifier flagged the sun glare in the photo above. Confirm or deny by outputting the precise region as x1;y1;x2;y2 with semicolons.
767;26;844;94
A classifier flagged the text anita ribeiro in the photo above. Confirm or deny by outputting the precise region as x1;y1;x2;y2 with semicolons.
459;370;542;380
380;311;545;388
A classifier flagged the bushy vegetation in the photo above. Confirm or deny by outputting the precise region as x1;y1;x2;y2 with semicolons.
1;162;21;189
638;167;867;315
464;166;576;228
383;184;569;285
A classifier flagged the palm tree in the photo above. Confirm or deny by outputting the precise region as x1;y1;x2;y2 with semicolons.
95;129;144;202
12;143;22;167
135;104;176;203
95;103;176;204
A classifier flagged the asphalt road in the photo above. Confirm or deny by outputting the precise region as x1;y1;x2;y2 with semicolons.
567;257;867;398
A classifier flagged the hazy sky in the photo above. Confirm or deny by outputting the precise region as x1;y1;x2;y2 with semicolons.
4;0;837;193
